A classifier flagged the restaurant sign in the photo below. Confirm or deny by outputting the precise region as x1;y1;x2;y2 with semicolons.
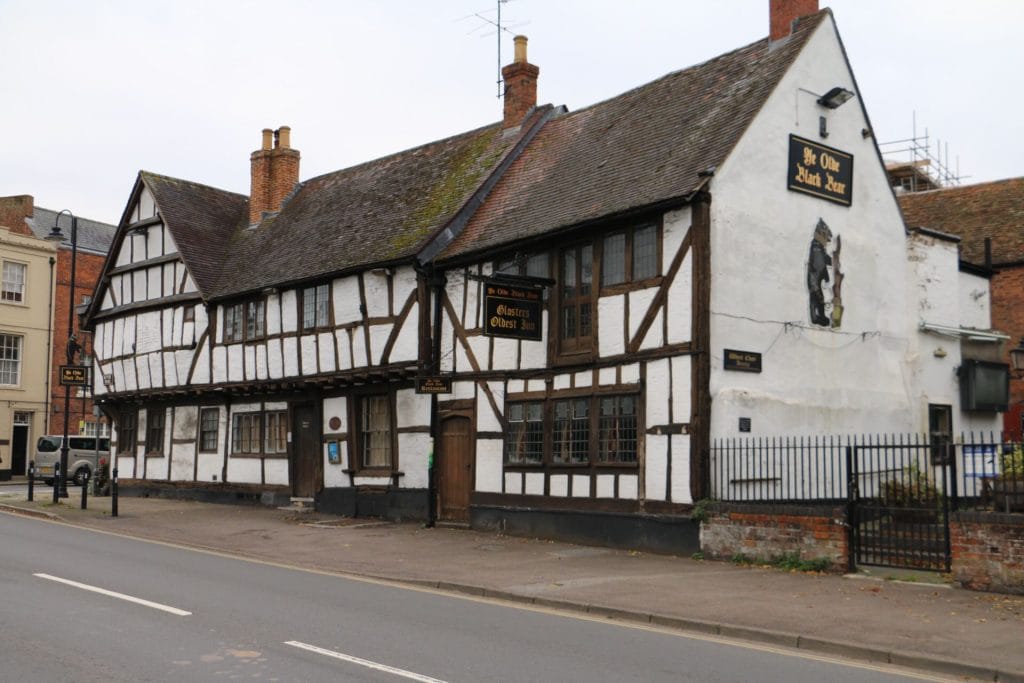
723;349;762;373
787;135;853;206
483;280;542;341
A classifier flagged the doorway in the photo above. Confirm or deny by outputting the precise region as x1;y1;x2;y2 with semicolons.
12;411;31;475
291;403;321;498
438;414;473;523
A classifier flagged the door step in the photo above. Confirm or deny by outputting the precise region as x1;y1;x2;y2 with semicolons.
278;497;316;513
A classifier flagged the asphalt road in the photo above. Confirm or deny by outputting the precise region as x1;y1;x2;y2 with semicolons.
0;513;947;682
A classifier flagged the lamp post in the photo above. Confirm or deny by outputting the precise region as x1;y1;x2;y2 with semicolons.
46;210;80;499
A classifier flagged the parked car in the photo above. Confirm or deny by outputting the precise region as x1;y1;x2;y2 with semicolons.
34;435;110;486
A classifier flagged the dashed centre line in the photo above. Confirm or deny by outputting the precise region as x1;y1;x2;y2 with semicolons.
33;573;192;616
284;640;448;682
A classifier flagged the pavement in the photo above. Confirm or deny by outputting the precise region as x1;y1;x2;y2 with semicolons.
1;478;1022;682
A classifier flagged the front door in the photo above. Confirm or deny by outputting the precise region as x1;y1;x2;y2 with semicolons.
291;404;321;498
438;414;473;522
11;413;29;475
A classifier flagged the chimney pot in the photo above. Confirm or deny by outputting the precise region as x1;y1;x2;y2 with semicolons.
770;0;819;42
513;35;528;63
261;128;273;150
278;126;291;149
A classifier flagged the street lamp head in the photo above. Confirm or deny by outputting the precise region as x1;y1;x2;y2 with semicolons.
46;224;66;242
47;209;76;243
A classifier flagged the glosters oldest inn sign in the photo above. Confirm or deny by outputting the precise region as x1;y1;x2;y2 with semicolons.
483;280;543;341
788;135;853;206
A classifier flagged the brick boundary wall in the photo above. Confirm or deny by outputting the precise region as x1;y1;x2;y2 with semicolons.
699;503;849;572
950;511;1024;595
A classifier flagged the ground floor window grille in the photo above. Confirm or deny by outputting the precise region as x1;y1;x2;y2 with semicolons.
264;410;288;454
232;412;261;454
506;402;544;465
505;393;640;467
360;396;392;468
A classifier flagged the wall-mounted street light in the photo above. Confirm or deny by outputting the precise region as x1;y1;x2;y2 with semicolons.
46;210;80;499
817;86;855;109
1010;338;1024;379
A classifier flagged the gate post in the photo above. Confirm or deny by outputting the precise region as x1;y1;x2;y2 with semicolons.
845;443;857;573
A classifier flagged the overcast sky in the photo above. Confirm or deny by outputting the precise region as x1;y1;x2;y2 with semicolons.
3;0;1022;225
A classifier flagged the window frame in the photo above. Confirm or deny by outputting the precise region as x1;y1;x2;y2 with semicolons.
117;410;137;457
199;407;220;453
263;410;288;455
144;408;165;455
556;242;595;357
223;296;266;344
300;283;332;332
503;391;641;470
352;392;396;472
231;411;263;456
0;333;23;386
1;260;27;304
600;221;662;291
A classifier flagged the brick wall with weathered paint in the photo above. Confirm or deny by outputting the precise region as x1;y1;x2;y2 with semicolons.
950;512;1024;595
699;503;848;571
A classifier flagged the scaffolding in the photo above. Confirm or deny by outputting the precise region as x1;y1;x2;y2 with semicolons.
879;113;965;193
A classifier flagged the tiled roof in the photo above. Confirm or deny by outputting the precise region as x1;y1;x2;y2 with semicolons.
29;207;116;255
140;172;248;295
209;118;534;298
898;177;1024;266
441;11;829;261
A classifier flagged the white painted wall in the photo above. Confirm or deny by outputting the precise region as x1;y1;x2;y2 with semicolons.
709;14;917;439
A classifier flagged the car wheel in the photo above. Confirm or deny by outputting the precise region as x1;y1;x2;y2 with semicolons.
72;467;90;487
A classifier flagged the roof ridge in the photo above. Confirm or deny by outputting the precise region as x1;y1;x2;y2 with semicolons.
140;170;248;200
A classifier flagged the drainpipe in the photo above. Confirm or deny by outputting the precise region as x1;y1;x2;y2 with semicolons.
44;256;56;434
426;266;446;528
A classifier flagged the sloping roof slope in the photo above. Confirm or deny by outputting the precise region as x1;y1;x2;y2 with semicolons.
140;172;248;295
898;178;1024;266
209;119;531;297
441;10;829;260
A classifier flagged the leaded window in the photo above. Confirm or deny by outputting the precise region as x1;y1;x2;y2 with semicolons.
199;408;219;452
232;412;261;454
505;401;544;465
360;395;392;468
598;395;638;464
264;410;288;455
553;398;589;464
302;284;330;330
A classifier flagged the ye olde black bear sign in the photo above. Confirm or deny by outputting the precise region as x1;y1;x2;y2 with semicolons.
484;280;542;341
788;135;853;206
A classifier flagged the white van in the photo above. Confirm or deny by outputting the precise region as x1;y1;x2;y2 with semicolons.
34;435;110;486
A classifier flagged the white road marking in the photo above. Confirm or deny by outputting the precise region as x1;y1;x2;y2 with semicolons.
33;573;191;616
284;640;448;683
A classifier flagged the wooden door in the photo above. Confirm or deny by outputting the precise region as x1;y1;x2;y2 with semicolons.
438;415;473;522
291;404;321;498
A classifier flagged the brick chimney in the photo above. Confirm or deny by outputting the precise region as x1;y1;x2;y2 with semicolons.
770;0;819;41
249;126;300;224
502;35;539;129
0;195;35;237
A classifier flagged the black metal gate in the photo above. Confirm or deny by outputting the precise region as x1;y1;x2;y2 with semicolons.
848;438;952;572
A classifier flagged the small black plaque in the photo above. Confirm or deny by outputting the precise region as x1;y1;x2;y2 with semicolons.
739;417;752;433
787;135;853;206
723;349;762;373
416;376;452;394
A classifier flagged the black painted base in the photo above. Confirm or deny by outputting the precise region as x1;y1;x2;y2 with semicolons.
317;487;429;522
119;483;291;507
471;505;701;556
0;470;11;481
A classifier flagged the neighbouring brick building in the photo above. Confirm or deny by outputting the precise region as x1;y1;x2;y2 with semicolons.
899;178;1024;439
0;196;117;470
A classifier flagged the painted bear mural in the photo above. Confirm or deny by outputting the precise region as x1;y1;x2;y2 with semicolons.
806;218;843;328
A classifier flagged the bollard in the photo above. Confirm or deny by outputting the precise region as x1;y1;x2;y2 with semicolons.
28;460;34;502
52;463;60;504
111;467;118;518
81;470;89;510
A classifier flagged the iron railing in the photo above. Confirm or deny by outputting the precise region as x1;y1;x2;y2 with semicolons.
710;433;1023;512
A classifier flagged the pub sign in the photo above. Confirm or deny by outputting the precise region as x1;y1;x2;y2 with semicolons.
59;365;90;386
787;135;853;206
415;376;452;394
483;280;542;341
723;349;762;373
